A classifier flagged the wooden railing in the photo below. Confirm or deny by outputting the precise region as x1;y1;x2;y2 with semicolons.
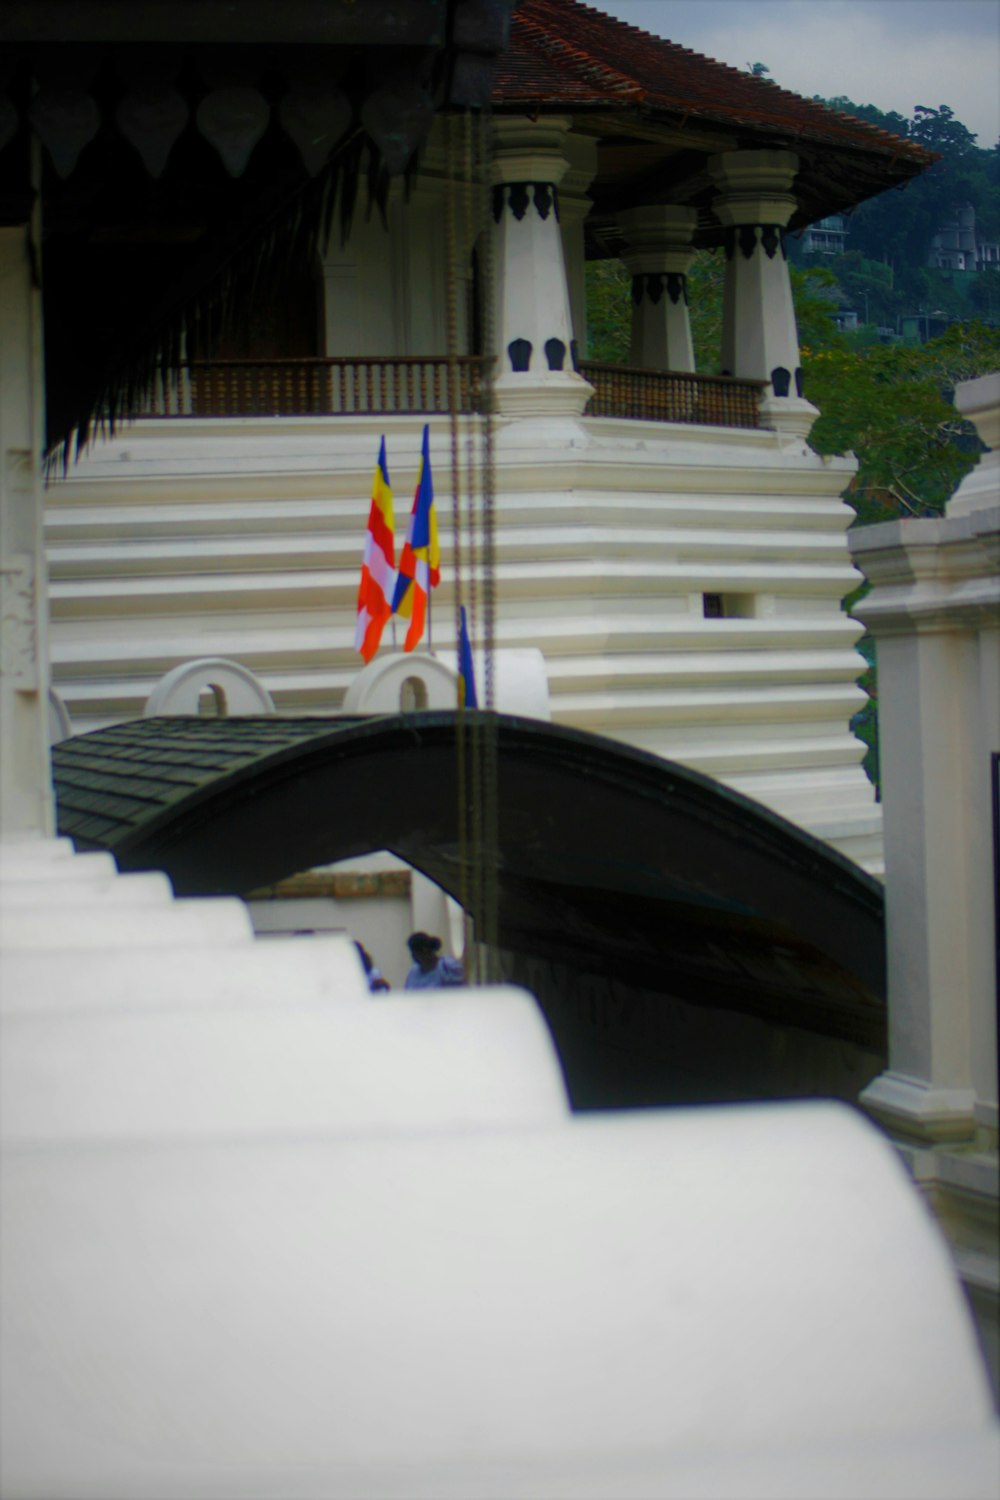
145;356;491;418
579;361;765;428
139;357;764;428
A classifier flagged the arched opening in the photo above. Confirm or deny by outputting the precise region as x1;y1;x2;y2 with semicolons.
400;676;429;712
198;684;228;717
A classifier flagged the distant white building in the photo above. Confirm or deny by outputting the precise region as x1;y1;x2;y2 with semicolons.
800;213;850;256
929;202;1000;273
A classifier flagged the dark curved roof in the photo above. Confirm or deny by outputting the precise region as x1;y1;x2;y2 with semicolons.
52;712;885;1051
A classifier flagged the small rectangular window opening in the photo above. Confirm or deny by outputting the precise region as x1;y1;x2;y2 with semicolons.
702;593;756;619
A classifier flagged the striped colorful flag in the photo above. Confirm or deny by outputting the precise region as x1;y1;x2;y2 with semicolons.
391;424;439;652
354;436;396;663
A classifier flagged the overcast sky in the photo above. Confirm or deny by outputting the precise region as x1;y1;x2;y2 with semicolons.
596;0;1000;149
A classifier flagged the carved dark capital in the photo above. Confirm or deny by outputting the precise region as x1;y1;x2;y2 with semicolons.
738;224;758;260
507;337;532;372
760;224;783;259
509;182;530;221
665;272;688;306
494;182;560;224
794;366;805;397
533;181;553;220
728;223;788;260
770;365;792;398
632;272;688;308
570;338;580;371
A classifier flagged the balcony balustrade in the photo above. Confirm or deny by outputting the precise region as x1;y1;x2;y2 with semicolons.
146;356;490;418
139;356;764;428
578;361;765;428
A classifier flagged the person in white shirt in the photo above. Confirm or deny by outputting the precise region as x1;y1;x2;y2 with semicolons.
403;931;464;989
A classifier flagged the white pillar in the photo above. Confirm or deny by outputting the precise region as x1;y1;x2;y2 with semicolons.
849;374;999;1393
618;205;696;372
491;117;593;418
849;415;999;1145
0;224;53;839
708;150;818;436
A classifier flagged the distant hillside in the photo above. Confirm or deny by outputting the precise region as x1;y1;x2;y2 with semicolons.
790;100;1000;329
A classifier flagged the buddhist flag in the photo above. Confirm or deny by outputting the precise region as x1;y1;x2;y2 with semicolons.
391;423;439;652
458;605;478;708
354;436;396;663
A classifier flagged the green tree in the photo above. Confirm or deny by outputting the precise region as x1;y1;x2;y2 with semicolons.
811;98;999;296
910;103;979;157
804;322;999;520
584;258;630;363
689;251;725;372
817;96;910;139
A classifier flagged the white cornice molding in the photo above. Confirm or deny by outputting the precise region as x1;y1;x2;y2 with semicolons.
849;506;1000;636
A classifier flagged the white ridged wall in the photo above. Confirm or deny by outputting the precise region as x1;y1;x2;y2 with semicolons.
45;409;881;871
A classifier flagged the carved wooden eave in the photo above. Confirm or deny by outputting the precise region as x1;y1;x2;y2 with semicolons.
0;0;514;461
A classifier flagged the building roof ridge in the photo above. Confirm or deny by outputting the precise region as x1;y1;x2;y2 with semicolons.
500;0;935;167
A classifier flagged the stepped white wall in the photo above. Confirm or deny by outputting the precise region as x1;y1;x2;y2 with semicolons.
45;409;881;870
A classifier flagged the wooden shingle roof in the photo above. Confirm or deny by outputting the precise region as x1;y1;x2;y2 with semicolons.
499;0;929;164
496;0;933;238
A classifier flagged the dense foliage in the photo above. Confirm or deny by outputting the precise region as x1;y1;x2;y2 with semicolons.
791;100;1000;328
804;318;999;523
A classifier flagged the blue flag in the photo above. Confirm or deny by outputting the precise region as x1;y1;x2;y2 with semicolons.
458;605;478;708
391;424;439;651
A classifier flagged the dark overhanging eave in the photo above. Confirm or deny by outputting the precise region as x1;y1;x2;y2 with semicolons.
0;1;450;46
492;97;933;175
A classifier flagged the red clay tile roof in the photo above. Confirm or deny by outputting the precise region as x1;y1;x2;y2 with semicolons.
496;0;933;168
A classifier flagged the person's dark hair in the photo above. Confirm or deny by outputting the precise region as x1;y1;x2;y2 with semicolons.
407;931;441;955
354;940;374;974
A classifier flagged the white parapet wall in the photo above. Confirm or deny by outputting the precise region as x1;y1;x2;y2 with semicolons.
3;880;998;1500
45;407;880;870
848;370;1000;1397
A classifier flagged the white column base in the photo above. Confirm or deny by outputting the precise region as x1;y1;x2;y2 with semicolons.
863;1079;1000;1402
861;1070;979;1144
493;371;594;419
758;394;820;438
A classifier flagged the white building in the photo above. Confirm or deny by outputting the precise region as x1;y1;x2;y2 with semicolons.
800;212;850;256
37;3;936;875
929;201;1000;275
